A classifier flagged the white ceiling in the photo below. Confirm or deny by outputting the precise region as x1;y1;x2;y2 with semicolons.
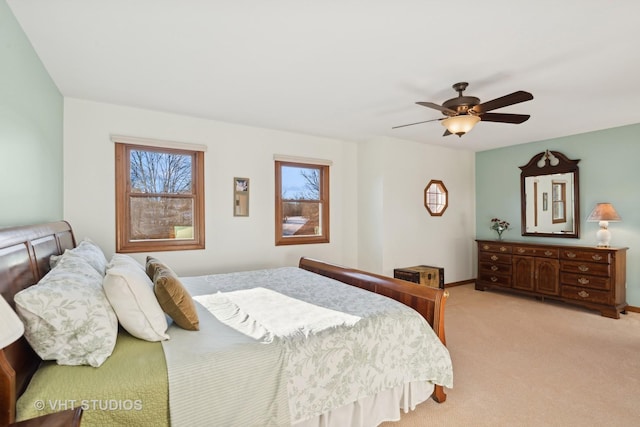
8;0;640;152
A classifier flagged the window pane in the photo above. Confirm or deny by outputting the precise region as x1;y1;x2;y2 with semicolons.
275;160;329;246
281;165;320;200
130;149;192;194
427;185;445;212
130;197;194;240
282;201;322;237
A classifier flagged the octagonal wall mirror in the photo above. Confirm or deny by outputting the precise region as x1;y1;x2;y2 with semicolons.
424;180;448;216
520;150;580;238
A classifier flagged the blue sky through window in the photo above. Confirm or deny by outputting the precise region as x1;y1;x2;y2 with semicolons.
281;165;319;199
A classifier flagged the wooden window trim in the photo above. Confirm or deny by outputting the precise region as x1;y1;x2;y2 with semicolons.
275;160;330;246
115;142;205;253
551;181;567;224
424;179;448;217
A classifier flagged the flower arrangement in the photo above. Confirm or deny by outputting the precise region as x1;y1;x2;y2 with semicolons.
490;218;510;240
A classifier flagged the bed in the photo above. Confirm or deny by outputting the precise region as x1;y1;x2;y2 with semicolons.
0;221;452;426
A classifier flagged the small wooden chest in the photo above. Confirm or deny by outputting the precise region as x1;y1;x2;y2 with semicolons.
394;265;445;289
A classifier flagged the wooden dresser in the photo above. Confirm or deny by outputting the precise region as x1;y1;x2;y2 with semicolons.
476;240;628;318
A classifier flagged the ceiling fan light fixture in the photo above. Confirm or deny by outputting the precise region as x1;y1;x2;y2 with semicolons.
393;82;532;134
441;114;480;137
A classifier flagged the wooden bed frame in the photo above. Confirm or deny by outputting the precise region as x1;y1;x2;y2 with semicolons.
0;221;448;425
299;257;448;403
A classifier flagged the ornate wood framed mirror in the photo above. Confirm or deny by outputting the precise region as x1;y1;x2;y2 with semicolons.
520;150;580;238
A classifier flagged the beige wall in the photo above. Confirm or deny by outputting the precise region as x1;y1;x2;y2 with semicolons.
358;137;476;282
64;98;477;281
63;98;358;276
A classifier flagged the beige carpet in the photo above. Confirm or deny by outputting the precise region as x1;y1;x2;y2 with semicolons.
381;284;640;427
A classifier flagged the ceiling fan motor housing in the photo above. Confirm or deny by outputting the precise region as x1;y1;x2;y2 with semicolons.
442;96;480;115
442;82;479;116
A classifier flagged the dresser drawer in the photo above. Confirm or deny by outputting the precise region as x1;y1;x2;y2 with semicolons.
478;272;512;287
561;285;611;305
561;261;610;277
479;261;512;275
478;242;512;254
560;249;610;264
513;246;559;258
479;251;512;264
560;272;610;290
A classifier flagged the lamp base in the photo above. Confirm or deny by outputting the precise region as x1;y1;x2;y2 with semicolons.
595;221;611;248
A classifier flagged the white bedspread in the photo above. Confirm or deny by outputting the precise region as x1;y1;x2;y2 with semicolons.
182;267;453;425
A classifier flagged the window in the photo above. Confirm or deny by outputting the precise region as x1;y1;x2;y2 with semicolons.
552;181;566;224
424;180;448;216
115;142;205;252
275;160;329;245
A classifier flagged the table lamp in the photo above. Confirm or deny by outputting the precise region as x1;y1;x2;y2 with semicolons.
586;203;621;248
0;295;24;349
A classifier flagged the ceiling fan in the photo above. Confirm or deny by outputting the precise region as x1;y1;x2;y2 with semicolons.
393;82;534;137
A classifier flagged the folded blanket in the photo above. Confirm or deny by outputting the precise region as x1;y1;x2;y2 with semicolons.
195;287;360;341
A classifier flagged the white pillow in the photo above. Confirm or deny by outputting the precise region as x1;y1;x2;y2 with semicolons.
107;253;145;271
15;255;118;367
104;261;169;342
67;239;109;275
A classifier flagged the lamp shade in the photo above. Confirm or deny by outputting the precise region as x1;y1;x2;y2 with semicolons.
0;295;24;348
441;115;480;136
587;203;621;222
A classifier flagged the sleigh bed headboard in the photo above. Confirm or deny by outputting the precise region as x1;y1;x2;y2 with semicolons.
0;221;76;425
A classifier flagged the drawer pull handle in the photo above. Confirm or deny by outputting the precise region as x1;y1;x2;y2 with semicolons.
491;265;498;271
566;252;576;258
483;245;489;250
578;265;589;272
491;255;498;261
500;246;507;252
578;290;590;298
592;254;603;261
490;276;498;282
517;248;525;253
578;277;590;285
544;251;553;256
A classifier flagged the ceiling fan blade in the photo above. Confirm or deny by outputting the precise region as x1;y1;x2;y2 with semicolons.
392;117;443;129
416;101;457;115
480;113;531;124
472;91;533;113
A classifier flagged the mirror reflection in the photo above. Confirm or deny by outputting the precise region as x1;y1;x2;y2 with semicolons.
520;150;580;238
523;173;574;233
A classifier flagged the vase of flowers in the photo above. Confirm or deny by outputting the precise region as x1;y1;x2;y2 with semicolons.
490;218;510;240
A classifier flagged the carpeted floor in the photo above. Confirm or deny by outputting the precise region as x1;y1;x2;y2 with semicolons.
381;284;640;427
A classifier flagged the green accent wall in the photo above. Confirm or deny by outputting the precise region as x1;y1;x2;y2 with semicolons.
0;1;63;225
476;123;640;307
